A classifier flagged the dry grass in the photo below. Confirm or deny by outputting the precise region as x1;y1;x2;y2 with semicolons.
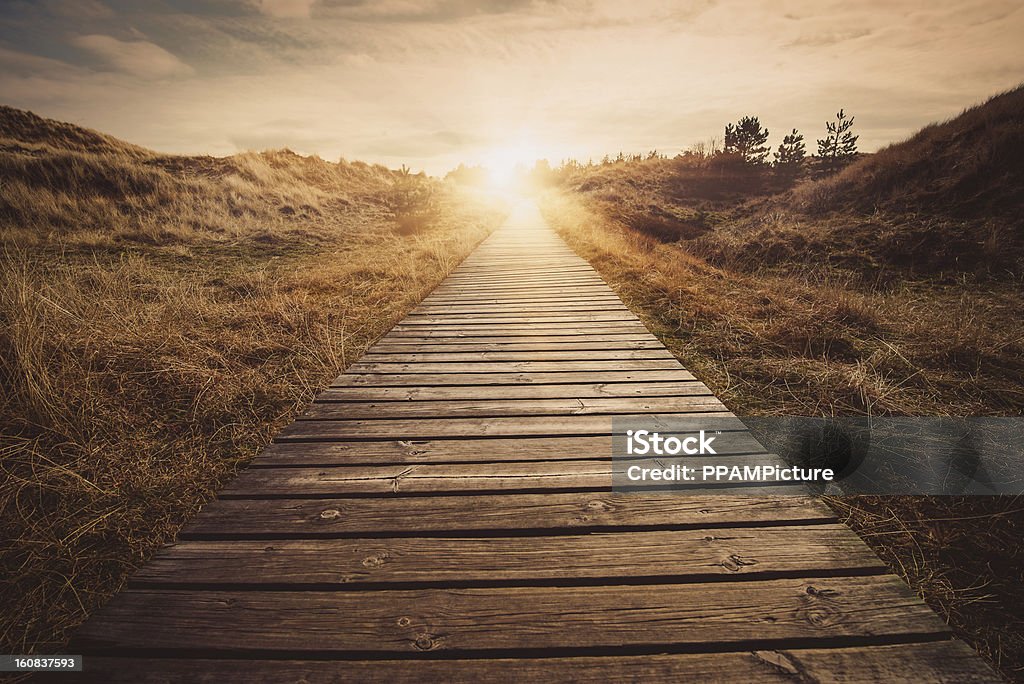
540;190;1024;680
0;108;505;654
790;84;1024;222
541;192;1023;417
827;495;1024;677
553;85;1024;277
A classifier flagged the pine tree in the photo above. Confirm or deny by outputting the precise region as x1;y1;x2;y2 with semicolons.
723;116;770;165
773;128;806;176
817;109;858;171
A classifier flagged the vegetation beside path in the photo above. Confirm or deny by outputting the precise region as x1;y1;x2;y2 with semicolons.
0;106;505;653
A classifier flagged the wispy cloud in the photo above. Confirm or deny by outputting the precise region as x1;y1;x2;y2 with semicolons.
254;0;318;19
72;34;193;79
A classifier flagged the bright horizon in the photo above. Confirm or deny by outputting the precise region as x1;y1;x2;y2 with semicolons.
2;1;1022;175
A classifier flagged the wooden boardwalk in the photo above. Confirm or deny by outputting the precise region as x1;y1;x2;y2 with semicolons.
74;202;998;681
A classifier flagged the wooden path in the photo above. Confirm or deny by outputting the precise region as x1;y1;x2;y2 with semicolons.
74;202;998;681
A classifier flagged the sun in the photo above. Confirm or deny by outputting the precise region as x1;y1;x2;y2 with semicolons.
482;140;542;189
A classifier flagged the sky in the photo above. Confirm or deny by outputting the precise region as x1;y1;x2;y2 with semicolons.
1;0;1022;174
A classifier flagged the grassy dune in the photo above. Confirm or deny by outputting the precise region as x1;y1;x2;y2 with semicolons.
0;107;505;653
540;87;1024;679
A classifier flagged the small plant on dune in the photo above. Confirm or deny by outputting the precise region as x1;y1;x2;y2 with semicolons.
817;109;859;172
773;128;807;179
680;138;722;169
388;164;438;235
444;163;488;186
722;116;770;166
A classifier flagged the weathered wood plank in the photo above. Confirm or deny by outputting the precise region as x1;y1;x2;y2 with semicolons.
316;381;714;402
447;263;594;271
302;395;724;419
443;261;594;270
412;303;630;314
253;432;769;466
79;642;1004;684
409;307;633;317
384;326;654;338
369;340;667;352
444;264;590;271
431;286;612;296
400;313;641;324
387;323;652;335
431;283;611;294
74;576;951;654
180;494;837;538
442;267;598;275
394;313;639;324
276;413;737;441
355;349;677;362
331;370;697;387
344;360;683;374
220;455;787;497
419;295;625;305
436;276;606;288
253;436;623;465
372;333;658;346
132;525;885;587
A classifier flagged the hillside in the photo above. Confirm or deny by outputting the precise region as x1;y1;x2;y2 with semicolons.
0;106;147;156
794;85;1024;221
0;107;504;654
0;106;426;248
554;84;1024;275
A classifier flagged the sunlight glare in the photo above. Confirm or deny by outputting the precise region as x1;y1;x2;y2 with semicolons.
483;139;541;190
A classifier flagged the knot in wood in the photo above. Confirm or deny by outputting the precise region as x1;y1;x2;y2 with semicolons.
801;606;839;627
414;634;436;651
720;553;757;572
362;553;389;568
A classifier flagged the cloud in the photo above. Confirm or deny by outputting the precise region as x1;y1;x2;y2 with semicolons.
317;0;537;23
787;28;873;48
255;0;317;19
363;129;488;157
72;34;194;79
2;0;1022;173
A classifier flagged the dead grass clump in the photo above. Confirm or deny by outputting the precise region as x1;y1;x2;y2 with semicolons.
829;495;1024;677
